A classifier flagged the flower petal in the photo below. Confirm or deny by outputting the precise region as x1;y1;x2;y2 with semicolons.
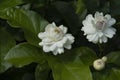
86;33;103;43
43;46;51;52
58;48;64;54
102;36;108;43
107;18;116;27
59;25;68;34
38;32;46;39
104;27;116;38
82;15;96;34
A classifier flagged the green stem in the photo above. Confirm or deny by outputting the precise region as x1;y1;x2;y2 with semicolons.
97;43;103;57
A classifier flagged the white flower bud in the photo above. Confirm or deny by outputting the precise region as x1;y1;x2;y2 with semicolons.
101;56;107;62
93;59;105;71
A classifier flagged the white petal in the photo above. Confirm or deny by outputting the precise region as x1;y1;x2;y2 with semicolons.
104;27;116;38
42;38;52;43
105;14;111;20
98;32;104;37
81;26;96;35
99;38;103;43
58;48;64;54
43;46;50;52
64;44;72;49
52;22;56;27
45;23;55;32
82;15;96;34
85;14;94;23
54;37;67;48
53;49;58;55
94;12;103;20
39;42;43;46
107;18;116;27
59;25;68;34
50;44;57;51
65;34;75;43
87;33;99;43
38;32;46;39
102;36;108;43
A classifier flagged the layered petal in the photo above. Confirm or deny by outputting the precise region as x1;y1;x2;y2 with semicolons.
81;12;116;44
38;22;74;55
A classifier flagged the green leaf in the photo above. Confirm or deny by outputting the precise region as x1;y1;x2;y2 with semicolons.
75;47;97;66
107;51;120;66
83;0;99;13
0;28;16;73
47;47;95;80
93;67;120;80
35;62;51;80
110;0;120;16
5;43;44;67
0;0;23;10
52;1;81;35
0;7;49;46
76;0;85;14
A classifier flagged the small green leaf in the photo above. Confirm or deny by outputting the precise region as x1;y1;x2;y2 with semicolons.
0;0;23;10
47;47;95;80
0;7;49;46
76;0;85;14
0;28;16;73
5;43;44;67
107;51;120;66
35;62;51;80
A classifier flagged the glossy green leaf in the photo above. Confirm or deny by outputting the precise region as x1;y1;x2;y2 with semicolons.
35;62;51;80
52;1;81;36
0;0;23;10
75;47;97;66
5;43;44;67
107;51;120;66
0;7;49;46
76;0;85;14
0;28;16;73
47;47;95;80
93;67;120;80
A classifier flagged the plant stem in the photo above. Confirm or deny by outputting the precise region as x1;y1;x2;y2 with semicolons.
97;43;103;57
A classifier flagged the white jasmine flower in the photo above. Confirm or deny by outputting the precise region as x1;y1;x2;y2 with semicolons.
81;12;116;43
38;22;74;55
93;56;107;71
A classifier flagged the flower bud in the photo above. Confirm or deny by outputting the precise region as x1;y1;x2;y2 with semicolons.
93;59;105;71
101;56;107;62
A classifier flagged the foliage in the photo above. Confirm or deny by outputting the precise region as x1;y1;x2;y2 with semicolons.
0;0;120;80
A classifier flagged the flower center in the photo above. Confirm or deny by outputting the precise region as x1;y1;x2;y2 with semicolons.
96;21;105;31
54;28;60;33
47;27;64;42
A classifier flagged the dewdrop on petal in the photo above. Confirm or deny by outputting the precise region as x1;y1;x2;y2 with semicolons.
38;22;75;55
